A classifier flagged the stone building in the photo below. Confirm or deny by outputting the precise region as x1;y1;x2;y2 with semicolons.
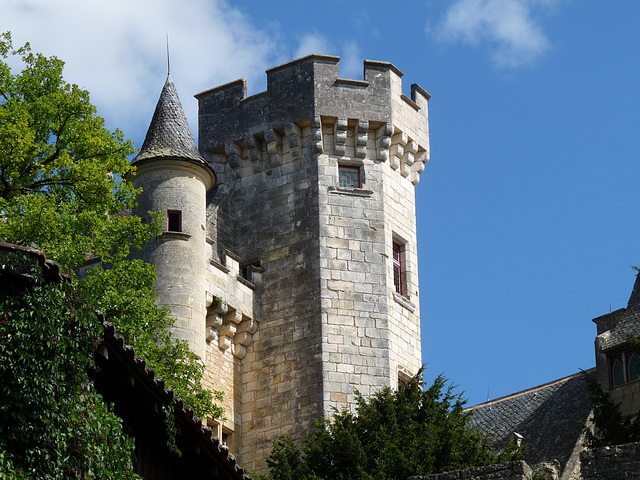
432;275;640;480
130;54;430;472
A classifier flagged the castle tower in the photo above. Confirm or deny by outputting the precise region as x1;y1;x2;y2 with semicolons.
196;55;430;471
131;74;216;360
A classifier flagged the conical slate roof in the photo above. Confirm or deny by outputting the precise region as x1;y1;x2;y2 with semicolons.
133;74;209;167
628;273;640;308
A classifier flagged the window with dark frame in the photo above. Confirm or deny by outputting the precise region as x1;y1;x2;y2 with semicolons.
393;242;403;295
339;165;361;189
221;428;233;450
167;210;182;232
609;349;640;388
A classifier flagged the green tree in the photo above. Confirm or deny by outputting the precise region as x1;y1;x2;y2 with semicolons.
0;31;223;472
0;253;138;478
265;371;521;480
0;32;149;269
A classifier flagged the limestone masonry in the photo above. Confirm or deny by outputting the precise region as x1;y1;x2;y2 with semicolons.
131;54;429;472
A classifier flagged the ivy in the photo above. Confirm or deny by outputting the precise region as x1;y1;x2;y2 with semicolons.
0;254;138;478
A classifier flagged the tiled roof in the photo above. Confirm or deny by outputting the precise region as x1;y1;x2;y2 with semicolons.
466;370;594;470
133;74;209;168
95;319;249;480
628;274;640;308
0;241;246;479
0;240;68;284
597;308;640;351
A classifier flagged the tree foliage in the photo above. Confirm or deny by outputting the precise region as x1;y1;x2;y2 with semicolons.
265;372;521;480
0;32;150;269
0;32;223;474
78;261;224;420
0;253;138;478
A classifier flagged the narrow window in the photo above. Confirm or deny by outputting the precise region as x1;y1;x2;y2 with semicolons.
628;353;640;383
167;210;182;232
393;242;403;295
610;354;625;388
221;427;233;450
339;165;361;188
397;370;411;389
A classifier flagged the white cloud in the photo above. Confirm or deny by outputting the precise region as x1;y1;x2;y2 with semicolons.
2;0;279;143
435;0;553;67
293;34;363;79
340;41;362;79
294;33;331;59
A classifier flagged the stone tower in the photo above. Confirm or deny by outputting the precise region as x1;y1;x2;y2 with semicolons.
130;74;216;361
195;55;430;471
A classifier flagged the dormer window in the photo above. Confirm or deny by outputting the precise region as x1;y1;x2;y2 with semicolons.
167;210;182;232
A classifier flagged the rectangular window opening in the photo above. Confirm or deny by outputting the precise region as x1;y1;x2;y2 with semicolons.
221;427;234;451
339;165;361;189
241;261;261;282
393;241;404;295
167;210;182;232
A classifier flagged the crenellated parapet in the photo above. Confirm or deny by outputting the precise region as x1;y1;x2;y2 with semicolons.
204;118;428;185
206;248;258;360
196;55;429;183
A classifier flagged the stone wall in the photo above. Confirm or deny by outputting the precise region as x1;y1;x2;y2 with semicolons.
409;461;533;480
131;159;212;360
580;441;640;479
196;55;429;472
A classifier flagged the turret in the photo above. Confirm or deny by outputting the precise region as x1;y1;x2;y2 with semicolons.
131;74;215;360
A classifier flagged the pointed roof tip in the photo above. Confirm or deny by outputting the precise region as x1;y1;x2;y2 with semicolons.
133;75;212;178
628;272;640;308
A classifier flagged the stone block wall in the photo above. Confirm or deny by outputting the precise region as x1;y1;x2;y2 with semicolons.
197;55;429;472
204;128;324;471
131;160;212;360
409;461;533;480
580;441;640;479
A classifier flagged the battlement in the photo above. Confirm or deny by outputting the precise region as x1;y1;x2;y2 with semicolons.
196;54;430;158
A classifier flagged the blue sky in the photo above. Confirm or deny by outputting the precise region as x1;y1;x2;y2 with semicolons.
4;0;640;406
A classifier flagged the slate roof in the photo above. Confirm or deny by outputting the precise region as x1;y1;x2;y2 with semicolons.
597;309;640;351
133;74;211;171
593;277;640;351
466;370;594;470
627;274;640;308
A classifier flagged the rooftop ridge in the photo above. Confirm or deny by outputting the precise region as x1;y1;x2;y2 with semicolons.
466;368;595;411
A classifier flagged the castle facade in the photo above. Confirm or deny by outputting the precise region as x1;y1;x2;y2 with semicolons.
131;55;429;471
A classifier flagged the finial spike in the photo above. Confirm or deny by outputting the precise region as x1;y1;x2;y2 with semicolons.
166;33;170;75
